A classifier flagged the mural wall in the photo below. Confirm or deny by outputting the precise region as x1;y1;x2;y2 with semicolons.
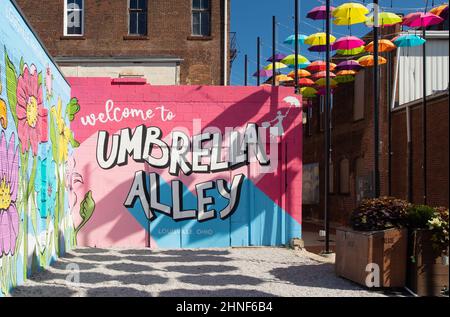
0;0;78;296
70;78;303;249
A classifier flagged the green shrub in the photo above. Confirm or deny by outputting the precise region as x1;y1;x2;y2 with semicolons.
350;197;410;231
407;205;436;229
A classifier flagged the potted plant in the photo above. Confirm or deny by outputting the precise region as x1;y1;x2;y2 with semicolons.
407;205;449;296
335;197;409;288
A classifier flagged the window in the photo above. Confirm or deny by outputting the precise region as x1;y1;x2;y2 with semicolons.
192;0;211;36
64;0;84;36
353;70;365;121
339;158;350;194
129;0;148;36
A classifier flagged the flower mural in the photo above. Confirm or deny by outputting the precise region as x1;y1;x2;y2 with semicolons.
16;64;45;155
0;131;19;257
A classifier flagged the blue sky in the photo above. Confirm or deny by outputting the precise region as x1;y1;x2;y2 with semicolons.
230;0;448;86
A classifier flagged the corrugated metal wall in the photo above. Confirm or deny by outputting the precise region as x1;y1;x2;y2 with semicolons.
399;32;449;105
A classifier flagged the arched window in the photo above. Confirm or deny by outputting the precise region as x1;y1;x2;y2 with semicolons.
339;158;350;194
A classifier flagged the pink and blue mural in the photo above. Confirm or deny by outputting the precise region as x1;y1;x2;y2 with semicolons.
0;0;78;296
69;78;303;249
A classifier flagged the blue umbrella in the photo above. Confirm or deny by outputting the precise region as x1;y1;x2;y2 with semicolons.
284;34;308;45
392;34;426;47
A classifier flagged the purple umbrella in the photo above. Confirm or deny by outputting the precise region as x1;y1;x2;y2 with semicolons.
252;69;273;78
267;54;287;62
308;44;337;52
307;5;336;20
336;60;363;71
317;88;336;95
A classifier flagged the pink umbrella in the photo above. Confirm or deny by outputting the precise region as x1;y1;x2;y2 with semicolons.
311;71;337;80
402;12;444;28
307;6;336;20
333;36;366;50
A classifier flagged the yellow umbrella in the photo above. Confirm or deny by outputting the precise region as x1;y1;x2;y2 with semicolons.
300;87;318;98
335;75;356;83
333;3;369;18
305;32;336;46
288;69;311;78
366;12;403;27
334;14;367;26
336;70;357;76
264;62;288;70
315;78;338;88
357;55;387;67
276;75;294;83
337;46;365;56
365;39;396;53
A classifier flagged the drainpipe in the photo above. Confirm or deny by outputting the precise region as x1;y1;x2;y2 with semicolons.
223;0;228;86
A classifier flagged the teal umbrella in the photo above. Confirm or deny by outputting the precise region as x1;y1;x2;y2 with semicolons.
284;34;308;45
392;34;426;47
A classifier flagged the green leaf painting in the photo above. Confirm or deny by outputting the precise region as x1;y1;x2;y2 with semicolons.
4;48;18;127
74;191;96;242
66;98;80;121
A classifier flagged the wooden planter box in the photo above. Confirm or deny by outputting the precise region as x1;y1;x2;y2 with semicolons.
407;229;449;297
336;227;407;288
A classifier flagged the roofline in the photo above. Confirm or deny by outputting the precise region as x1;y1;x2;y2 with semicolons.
54;56;185;64
10;0;70;87
392;89;449;112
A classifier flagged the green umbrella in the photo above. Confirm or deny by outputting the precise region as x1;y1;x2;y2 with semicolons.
281;54;310;66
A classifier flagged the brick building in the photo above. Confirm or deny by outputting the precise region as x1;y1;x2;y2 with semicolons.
302;27;449;226
15;0;235;85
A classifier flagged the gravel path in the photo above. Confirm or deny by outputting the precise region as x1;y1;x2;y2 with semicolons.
10;247;391;297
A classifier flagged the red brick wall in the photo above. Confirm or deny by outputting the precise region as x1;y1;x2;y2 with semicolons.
15;0;229;85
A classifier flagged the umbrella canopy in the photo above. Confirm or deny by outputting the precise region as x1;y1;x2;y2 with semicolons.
307;61;337;72
288;69;311;78
357;55;387;67
281;54;310;66
264;62;288;70
335;75;356;83
276;74;293;83
332;3;369;18
252;69;273;78
307;6;336;20
402;12;444;28
430;4;449;20
267;54;287;62
365;39;396;53
334;36;366;50
312;71;337;80
336;70;357;76
366;12;403;27
305;32;336;46
334;14;368;26
336;60;363;71
337;46;366;56
284;34;308;45
298;78;315;87
392;34;426;47
308;44;337;52
315;78;338;88
300;87;318;98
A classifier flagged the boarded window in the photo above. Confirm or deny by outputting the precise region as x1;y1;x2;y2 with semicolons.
339;158;350;194
65;0;84;36
353;70;365;121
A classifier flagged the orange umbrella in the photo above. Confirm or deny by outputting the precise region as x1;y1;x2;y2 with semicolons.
365;39;396;53
298;78;316;87
336;70;357;76
357;55;387;67
288;69;312;79
276;74;294;83
307;61;337;72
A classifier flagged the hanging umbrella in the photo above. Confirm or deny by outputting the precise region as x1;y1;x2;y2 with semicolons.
264;62;287;71
276;75;294;83
281;54;310;66
365;39;396;53
307;61;337;72
308;44;337;52
317;88;336;95
336;60;363;71
305;32;336;46
267;54;287;62
392;34;426;47
333;36;366;50
402;12;444;28
332;3;369;18
300;87;318;98
430;4;449;20
337;46;366;56
312;71;337;80
357;55;387;67
334;15;368;26
288;69;311;78
315;78;338;88
284;34;308;45
307;6;336;20
298;78;316;87
336;70;357;76
252;69;273;78
335;75;355;83
366;12;403;27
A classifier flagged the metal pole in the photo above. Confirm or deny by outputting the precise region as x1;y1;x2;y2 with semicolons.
373;0;380;198
294;0;299;94
324;0;331;254
244;54;248;86
422;27;427;204
387;50;392;196
272;15;276;87
257;37;261;86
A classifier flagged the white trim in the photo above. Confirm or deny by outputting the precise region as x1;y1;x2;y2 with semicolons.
223;0;228;86
63;0;84;36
